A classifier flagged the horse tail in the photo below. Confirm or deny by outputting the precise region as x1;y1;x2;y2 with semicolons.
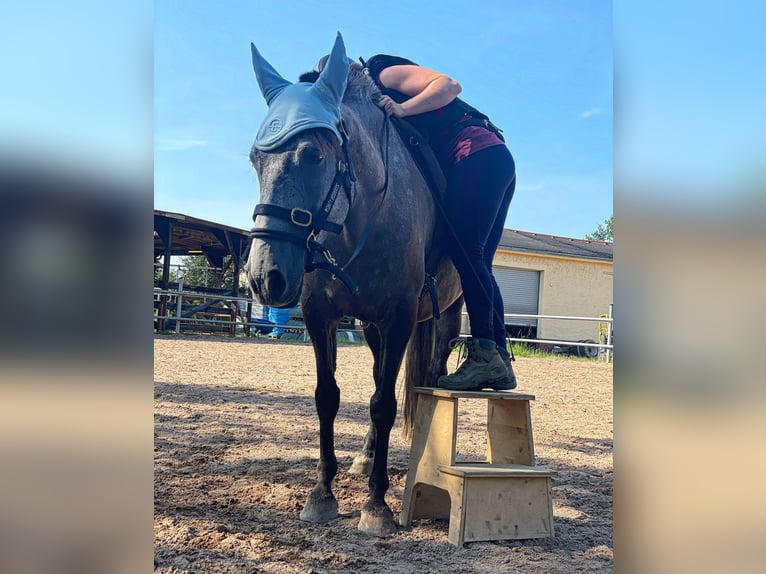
402;317;436;440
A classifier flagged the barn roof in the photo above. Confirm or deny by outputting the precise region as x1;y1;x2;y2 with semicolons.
154;210;250;268
154;209;613;265
498;229;613;262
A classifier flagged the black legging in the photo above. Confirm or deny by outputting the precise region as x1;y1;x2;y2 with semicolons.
445;144;516;348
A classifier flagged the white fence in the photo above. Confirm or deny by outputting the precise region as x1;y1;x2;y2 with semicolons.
154;286;613;361
469;306;614;363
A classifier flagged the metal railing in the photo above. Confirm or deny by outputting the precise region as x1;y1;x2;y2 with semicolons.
153;286;359;341
479;304;614;362
154;285;613;361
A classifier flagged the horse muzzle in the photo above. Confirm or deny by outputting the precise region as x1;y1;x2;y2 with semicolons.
246;239;304;308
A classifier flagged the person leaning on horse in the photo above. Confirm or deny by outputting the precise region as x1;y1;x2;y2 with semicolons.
365;53;518;391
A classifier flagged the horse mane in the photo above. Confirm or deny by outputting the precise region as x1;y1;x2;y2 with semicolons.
297;62;381;105
345;63;381;103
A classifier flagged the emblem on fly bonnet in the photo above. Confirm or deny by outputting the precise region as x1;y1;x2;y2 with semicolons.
267;118;283;133
251;32;349;151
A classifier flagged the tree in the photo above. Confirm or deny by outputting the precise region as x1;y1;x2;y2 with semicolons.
178;255;237;291
154;257;180;284
586;216;613;242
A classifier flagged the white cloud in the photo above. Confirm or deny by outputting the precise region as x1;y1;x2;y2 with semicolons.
580;107;605;119
517;181;546;192
156;138;211;151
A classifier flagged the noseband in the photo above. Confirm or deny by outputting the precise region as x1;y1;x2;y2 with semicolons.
249;120;359;293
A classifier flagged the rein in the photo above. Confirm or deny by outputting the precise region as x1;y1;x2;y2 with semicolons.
340;114;390;272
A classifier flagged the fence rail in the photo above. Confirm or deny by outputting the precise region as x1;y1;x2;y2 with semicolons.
153;287;354;341
154;287;613;361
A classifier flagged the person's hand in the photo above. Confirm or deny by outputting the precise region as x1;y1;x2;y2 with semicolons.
377;95;407;118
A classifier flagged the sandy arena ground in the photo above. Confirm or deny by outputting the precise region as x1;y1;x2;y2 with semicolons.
154;335;613;573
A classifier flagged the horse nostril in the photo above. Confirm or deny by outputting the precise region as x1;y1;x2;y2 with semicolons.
265;269;287;299
249;275;261;296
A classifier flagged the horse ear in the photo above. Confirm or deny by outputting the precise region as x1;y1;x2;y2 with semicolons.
251;43;292;106
315;32;349;106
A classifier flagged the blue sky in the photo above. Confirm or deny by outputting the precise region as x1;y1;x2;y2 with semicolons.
614;1;766;200
154;0;613;239
3;1;761;234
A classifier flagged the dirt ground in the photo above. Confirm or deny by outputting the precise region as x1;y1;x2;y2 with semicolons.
154;335;613;573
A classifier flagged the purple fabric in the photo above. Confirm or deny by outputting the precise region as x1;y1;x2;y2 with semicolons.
444;125;505;163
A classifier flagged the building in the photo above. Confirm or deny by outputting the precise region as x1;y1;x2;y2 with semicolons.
493;229;613;343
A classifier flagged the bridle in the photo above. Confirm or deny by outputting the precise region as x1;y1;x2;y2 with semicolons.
249;118;385;295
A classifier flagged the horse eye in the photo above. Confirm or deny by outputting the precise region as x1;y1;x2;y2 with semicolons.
302;147;324;164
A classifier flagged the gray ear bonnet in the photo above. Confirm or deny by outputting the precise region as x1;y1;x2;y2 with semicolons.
251;32;349;151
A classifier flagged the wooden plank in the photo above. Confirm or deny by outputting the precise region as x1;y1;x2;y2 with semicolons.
439;464;554;478
486;399;535;466
409;395;458;481
413;387;535;401
460;475;553;542
440;474;467;546
399;394;458;526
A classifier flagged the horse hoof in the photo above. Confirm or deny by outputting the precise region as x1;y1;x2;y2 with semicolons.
299;488;339;523
348;454;373;475
358;504;397;537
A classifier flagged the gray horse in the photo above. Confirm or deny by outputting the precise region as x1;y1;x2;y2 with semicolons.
246;33;463;536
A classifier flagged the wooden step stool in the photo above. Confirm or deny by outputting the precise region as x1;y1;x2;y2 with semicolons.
400;388;554;545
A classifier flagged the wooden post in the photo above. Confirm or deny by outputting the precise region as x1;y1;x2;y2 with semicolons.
158;219;173;331
245;300;252;337
175;274;184;334
486;398;535;466
399;393;458;526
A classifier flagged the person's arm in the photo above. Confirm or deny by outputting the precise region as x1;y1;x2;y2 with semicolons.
376;64;462;118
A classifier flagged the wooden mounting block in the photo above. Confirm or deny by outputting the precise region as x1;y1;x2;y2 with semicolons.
400;388;554;545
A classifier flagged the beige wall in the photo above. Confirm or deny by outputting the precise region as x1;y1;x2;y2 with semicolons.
493;250;613;342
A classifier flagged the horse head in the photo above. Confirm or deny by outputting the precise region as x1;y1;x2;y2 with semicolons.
246;33;353;307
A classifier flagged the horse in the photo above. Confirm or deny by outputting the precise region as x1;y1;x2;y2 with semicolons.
245;33;463;537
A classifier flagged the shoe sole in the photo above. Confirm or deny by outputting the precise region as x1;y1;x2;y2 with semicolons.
438;373;510;392
489;379;517;391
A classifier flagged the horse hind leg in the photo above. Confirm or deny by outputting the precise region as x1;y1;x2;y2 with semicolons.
348;423;376;475
348;323;381;476
400;295;464;438
429;295;464;385
299;309;340;523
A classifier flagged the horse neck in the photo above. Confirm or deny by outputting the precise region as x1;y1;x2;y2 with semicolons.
343;102;430;210
339;105;442;273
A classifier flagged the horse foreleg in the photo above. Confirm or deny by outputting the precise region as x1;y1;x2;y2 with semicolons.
358;309;414;536
299;310;341;523
349;323;381;476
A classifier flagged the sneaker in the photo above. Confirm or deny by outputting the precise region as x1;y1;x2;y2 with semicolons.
438;337;509;391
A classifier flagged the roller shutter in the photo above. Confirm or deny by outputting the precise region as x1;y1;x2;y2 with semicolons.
492;267;540;326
